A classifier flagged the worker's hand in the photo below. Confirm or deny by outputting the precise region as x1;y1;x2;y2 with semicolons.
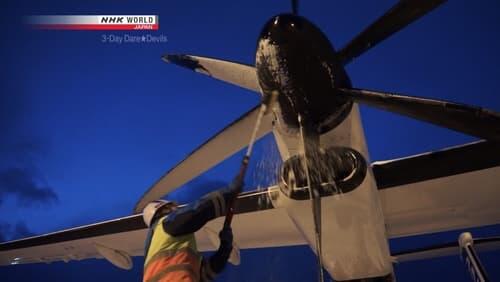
208;227;234;274
219;226;233;254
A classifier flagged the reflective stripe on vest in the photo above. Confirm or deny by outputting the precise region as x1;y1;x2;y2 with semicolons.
144;247;201;282
147;263;198;282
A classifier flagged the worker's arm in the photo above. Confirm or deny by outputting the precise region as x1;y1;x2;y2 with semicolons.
200;227;233;282
163;179;243;236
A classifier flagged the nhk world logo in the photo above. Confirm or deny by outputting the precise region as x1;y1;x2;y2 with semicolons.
26;15;159;30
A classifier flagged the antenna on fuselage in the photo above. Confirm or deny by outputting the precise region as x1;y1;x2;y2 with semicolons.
291;0;299;15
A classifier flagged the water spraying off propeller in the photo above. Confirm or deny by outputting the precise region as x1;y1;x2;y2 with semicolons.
223;91;278;229
223;103;267;229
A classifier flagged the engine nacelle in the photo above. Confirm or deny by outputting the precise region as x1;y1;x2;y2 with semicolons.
279;146;367;200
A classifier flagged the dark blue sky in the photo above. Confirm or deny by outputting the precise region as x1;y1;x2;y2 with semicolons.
1;0;499;281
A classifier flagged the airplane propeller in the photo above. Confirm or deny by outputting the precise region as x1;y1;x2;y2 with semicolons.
157;2;499;281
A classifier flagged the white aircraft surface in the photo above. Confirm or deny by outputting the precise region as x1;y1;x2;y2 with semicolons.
1;0;499;281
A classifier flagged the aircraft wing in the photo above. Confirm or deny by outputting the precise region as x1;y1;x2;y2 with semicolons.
374;140;500;238
3;141;499;268
0;188;306;268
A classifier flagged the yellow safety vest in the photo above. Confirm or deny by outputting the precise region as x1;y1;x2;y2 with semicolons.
144;216;202;282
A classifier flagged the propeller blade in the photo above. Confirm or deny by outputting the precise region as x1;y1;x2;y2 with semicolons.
134;105;273;213
338;0;446;65
338;87;500;141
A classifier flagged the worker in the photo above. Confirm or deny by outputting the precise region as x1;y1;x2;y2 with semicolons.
142;178;242;282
